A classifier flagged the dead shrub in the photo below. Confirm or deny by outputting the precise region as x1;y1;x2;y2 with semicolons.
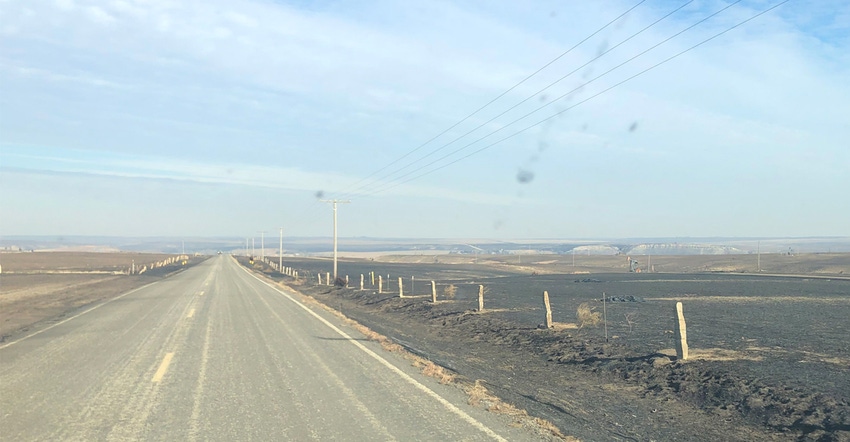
419;361;456;384
466;380;489;407
576;302;601;329
443;284;457;299
624;312;639;335
334;277;347;287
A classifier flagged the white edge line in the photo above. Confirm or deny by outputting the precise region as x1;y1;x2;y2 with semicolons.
236;259;508;442
0;280;161;350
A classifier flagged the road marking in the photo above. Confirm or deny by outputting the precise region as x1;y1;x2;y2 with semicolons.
152;352;175;383
239;264;507;442
0;280;161;350
187;308;195;318
189;319;213;440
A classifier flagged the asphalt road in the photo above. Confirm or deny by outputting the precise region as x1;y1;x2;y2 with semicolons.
0;255;541;441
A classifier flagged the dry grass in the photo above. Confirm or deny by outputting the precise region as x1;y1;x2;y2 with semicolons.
576;302;601;329
463;380;573;440
551;322;578;331
415;360;456;384
443;284;457;299
271;275;576;441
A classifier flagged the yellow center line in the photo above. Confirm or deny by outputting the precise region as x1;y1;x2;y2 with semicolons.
187;308;195;318
152;352;175;383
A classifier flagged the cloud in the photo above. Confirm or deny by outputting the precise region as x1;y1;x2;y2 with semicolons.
0;0;847;237
0;146;515;206
86;5;116;24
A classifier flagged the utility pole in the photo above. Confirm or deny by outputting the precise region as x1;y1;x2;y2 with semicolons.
757;241;761;272
279;227;284;273
258;231;266;261
320;199;350;281
252;238;255;258
182;240;185;255
246;238;249;256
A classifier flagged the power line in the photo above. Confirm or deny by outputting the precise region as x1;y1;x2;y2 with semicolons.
357;0;747;196
288;2;651;228
332;0;649;198
339;0;697;199
364;0;791;196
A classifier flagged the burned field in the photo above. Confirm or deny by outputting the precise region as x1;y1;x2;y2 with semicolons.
271;256;850;441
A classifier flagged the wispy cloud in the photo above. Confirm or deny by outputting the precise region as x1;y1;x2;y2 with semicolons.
0;146;516;206
0;0;847;237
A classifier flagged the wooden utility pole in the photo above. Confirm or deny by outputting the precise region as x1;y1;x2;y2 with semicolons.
320;199;350;281
279;227;284;275
258;231;266;261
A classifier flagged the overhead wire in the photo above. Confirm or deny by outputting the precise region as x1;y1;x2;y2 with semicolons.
363;0;792;196
355;0;747;196
338;0;697;199
288;0;651;227
329;0;649;198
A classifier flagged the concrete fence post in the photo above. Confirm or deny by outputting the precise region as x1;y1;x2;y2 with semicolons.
478;285;484;312
317;274;322;285
378;275;383;294
675;301;689;360
398;277;404;298
360;274;364;290
543;291;553;328
326;272;330;286
371;271;375;286
431;281;436;303
345;275;349;286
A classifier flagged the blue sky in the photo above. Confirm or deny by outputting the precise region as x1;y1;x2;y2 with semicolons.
1;0;848;238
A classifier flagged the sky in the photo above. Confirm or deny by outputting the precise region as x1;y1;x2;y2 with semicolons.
1;0;848;239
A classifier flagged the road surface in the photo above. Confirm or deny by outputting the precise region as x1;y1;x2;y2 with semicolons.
1;255;542;441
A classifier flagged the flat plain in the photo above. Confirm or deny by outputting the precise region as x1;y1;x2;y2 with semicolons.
3;250;847;440
0;252;199;340
260;253;850;441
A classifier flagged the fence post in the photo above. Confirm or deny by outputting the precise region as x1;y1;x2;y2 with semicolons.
411;276;415;293
398;277;404;298
378;275;383;294
431;281;437;303
603;292;608;342
675;301;689;360
345;275;349;287
360;274;364;290
478;285;484;312
543;291;553;328
371;271;375;286
317;274;322;285
326;272;330;286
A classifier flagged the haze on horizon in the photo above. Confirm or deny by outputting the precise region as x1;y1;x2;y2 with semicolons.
1;0;848;239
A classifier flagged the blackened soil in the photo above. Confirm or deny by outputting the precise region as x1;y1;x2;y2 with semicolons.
311;289;850;441
247;259;849;441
